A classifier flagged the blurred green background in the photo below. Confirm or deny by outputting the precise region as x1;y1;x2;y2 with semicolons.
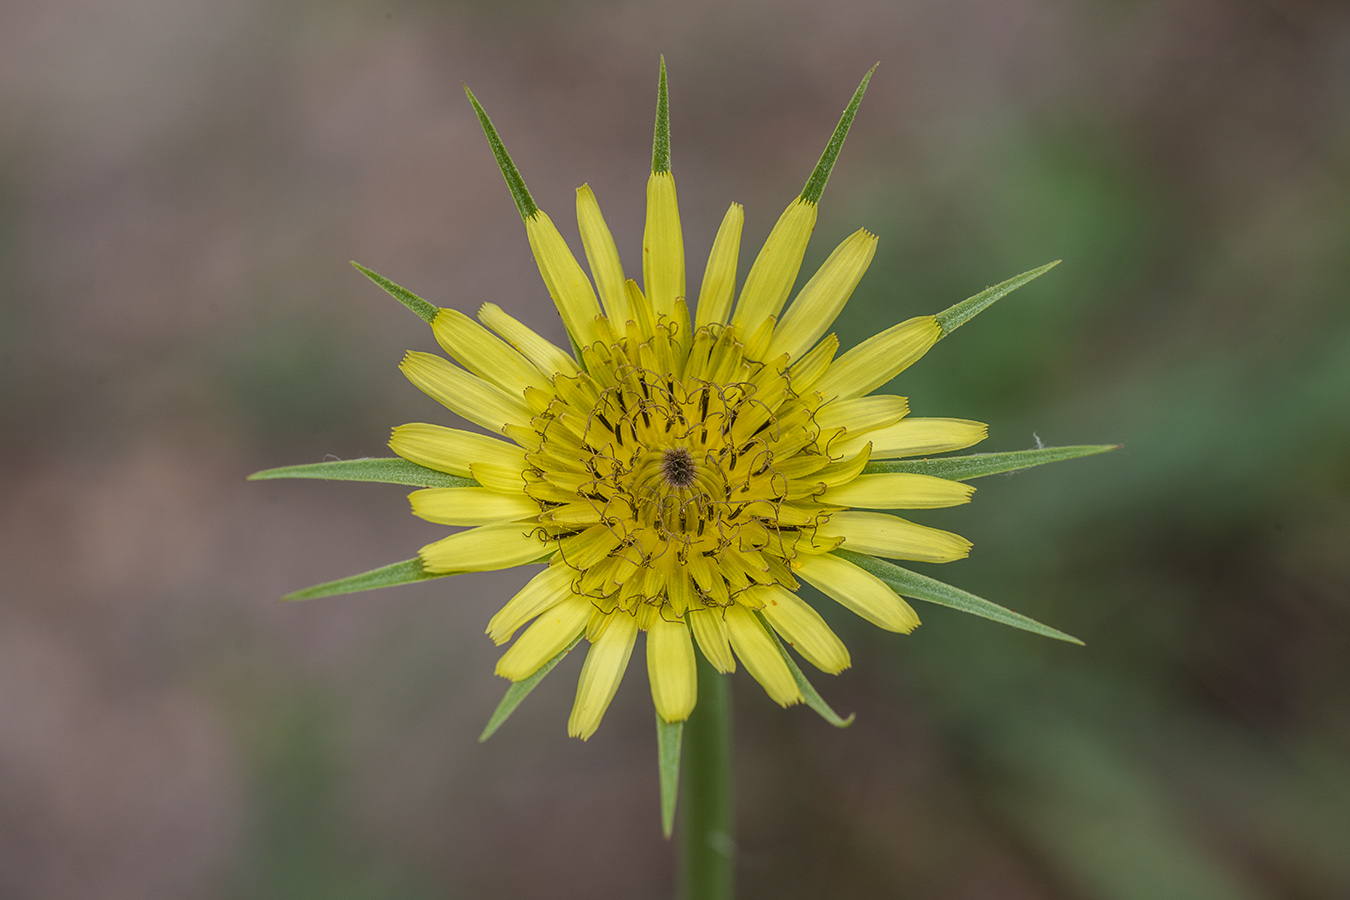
2;1;1348;897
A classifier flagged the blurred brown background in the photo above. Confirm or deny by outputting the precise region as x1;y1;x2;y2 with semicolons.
3;0;1349;897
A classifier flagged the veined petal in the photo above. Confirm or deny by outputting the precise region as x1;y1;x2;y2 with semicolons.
497;593;592;680
757;585;851;674
731;197;818;337
478;302;579;378
849;418;988;458
409;486;539;525
725;604;802;706
487;565;576;644
576;184;629;323
814;395;909;433
795;553;920;633
400;351;534;432
469;462;527;493
524;209;603;348
647;617;697;723
819;473;975;509
432;308;545;395
788;333;838;392
814;316;942;401
643;171;685;320
569;612;639;740
688;608;735;673
418;522;548;573
390;422;526;477
695;203;744;328
768;228;878;361
817;511;971;564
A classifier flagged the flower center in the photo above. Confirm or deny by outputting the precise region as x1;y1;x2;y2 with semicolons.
523;321;830;615
660;447;697;488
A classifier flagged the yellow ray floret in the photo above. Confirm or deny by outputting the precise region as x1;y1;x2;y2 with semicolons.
820;473;974;509
409;487;538;526
731;197;817;336
647;616;698;723
524;209;604;348
768;228;878;361
695;203;744;328
643;171;685;320
569;612;639;740
794;553;921;633
817;511;973;563
389;423;526;477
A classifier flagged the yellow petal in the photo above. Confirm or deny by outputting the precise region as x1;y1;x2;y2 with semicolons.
757;585;851;674
816;511;971;564
643;171;685;320
767;228;878;361
724;604;801;706
814;395;909;433
786;333;838;392
819;473;974;509
694;203;744;328
576;184;629;323
568;612;639;740
418;522;548;573
408;486;539;525
814;316;942;401
794;553;920;633
555;524;622;569
389;422;526;477
688;607;735;673
487;565;576;644
468;461;526;493
477;302;579;377
496;593;592;680
731;197;817;337
432;309;545;396
647;617;697;723
524;209;603;348
399;351;534;432
849;418;988;458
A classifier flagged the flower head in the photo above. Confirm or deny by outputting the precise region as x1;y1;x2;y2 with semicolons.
390;62;987;740
256;60;1107;743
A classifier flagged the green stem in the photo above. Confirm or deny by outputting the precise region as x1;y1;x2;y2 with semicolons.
679;654;734;900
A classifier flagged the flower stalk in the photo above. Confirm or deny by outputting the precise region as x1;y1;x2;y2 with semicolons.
680;654;735;900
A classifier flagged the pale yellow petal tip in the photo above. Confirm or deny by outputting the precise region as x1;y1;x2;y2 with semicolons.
567;718;599;741
494;658;530;681
415;547;454;575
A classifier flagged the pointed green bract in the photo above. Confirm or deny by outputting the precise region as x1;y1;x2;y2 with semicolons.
657;714;684;837
800;64;877;204
464;84;539;220
862;444;1119;481
480;636;584;741
652;56;671;174
935;260;1060;337
758;614;855;728
833;550;1084;644
351;262;438;324
282;557;450;601
249;457;478;488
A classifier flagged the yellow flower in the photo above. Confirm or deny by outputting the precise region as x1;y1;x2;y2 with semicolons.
391;63;985;741
255;60;1105;743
